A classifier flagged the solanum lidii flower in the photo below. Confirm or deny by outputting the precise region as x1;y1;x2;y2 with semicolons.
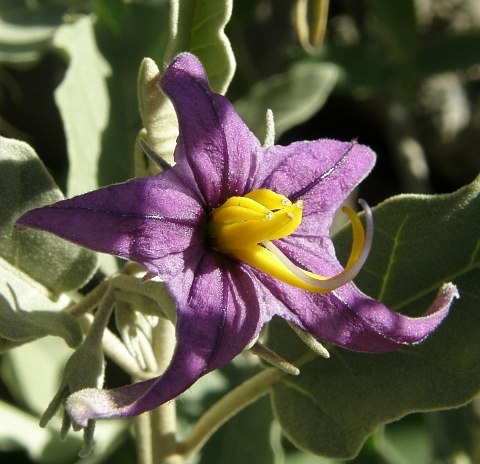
16;53;456;427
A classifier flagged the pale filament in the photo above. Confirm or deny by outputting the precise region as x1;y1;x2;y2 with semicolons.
262;200;373;291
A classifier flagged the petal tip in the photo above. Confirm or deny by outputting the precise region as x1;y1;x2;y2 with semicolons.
425;282;459;319
65;389;97;428
14;208;44;231
162;52;208;87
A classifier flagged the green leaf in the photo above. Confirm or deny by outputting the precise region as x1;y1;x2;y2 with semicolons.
1;136;98;292
0;0;70;65
0;287;82;351
0;399;80;463
53;15;112;196
137;0;234;168
317;43;391;93
92;0;170;186
235;62;339;141
55;4;170;271
164;0;235;94
175;359;276;464
197;366;276;464
268;175;480;459
0;337;129;461
0;136;97;349
1;336;72;415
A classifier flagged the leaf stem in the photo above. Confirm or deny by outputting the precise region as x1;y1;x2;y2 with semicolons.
150;317;183;463
67;279;109;317
135;413;153;464
177;366;288;459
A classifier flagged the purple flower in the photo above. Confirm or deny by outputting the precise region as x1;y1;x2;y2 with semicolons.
16;53;455;427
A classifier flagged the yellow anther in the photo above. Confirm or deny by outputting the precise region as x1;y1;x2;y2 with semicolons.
245;189;292;210
208;189;372;294
210;199;303;251
211;205;267;223
210;196;271;224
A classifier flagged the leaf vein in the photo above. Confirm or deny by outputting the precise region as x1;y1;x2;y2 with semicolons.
377;218;407;301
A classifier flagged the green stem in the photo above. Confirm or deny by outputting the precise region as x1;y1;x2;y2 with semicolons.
135;410;153;464
102;325;153;380
150;317;183;464
67;279;109;317
177;350;317;460
177;366;287;459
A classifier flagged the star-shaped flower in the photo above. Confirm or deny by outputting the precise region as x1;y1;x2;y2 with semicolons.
16;53;455;427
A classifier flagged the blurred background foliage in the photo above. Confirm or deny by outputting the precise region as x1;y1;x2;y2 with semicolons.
1;0;480;463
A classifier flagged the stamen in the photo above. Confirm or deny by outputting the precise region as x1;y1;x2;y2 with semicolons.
245;189;292;210
212;205;268;223
215;204;301;250
288;323;330;358
211;196;271;223
208;188;373;294
249;342;300;375
262;200;373;291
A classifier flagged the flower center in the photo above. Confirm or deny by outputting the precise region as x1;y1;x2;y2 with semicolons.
207;189;373;293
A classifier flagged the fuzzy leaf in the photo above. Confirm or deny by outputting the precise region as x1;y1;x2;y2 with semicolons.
0;336;128;461
53;15;111;196
0;136;97;350
0;0;68;64
268;175;480;459
235;62;339;141
1;337;73;415
0;400;80;463
92;0;170;186
0;287;81;352
138;0;234;166
55;5;170;271
1;136;98;292
164;0;235;94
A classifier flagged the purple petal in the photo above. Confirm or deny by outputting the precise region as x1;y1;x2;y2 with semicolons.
255;140;375;235
267;279;457;353
159;53;261;208
251;140;375;290
276;234;342;280
15;170;204;279
66;253;265;425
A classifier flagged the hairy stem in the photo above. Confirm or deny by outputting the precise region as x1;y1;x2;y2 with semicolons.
67;279;109;317
102;326;153;380
150;317;183;464
177;366;287;459
135;413;153;464
178;350;317;459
